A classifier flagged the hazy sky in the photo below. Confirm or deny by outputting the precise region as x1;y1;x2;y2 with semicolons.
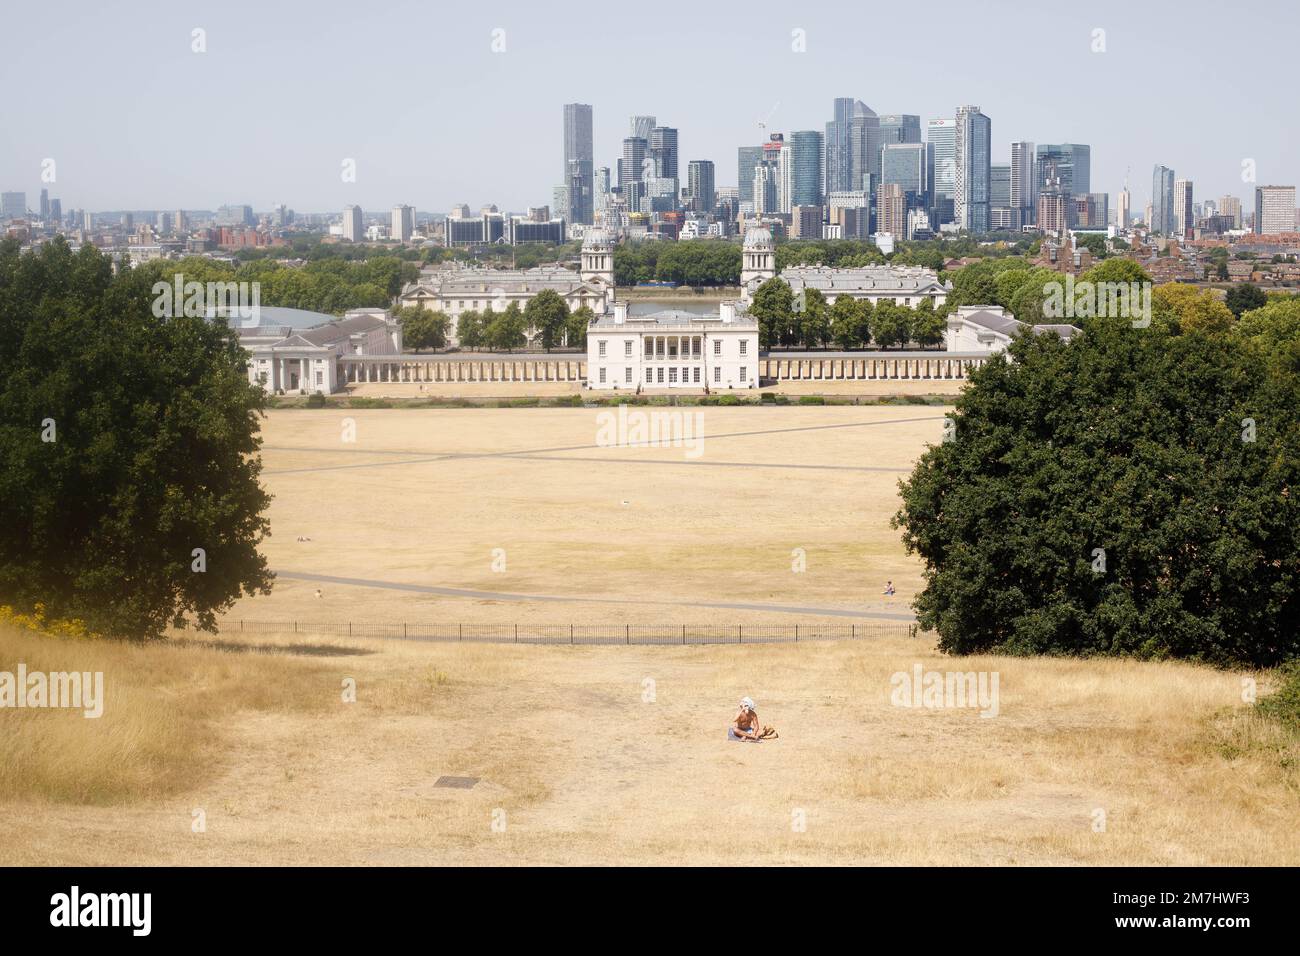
3;0;1293;217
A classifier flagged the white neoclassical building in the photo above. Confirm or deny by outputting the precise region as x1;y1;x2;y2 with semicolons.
944;304;1080;355
398;229;615;344
586;301;760;391
235;306;402;393
737;223;951;307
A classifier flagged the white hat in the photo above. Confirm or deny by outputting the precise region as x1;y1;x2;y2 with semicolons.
740;697;755;712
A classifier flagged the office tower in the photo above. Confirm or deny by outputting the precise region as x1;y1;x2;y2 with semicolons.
789;130;824;207
49;198;61;223
825;98;879;194
1219;195;1242;229
990;164;1011;207
82;210;93;231
1;192;26;220
174;209;186;234
648;127;678;179
594;167;611;216
1035;144;1090;196
954;105;991;233
878;114;922;145
737;145;765;204
881;142;928;209
563;103;594;225
629;115;656;141
342;204;362;241
927;118;956;224
121;212;133;230
790;205;823;239
876;183;907;237
391;204;415;242
1073;193;1109;229
777;142;793;214
618;137;648;190
1174;179;1194;239
1254;185;1297;234
39;189;49;220
155;211;171;233
752;164;778;215
686;160;716;213
1010;141;1036;227
1117;185;1131;229
1151;165;1175;235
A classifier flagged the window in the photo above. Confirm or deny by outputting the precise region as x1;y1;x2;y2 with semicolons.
315;371;323;385
624;340;633;357
693;367;700;383
740;368;747;382
669;367;678;383
599;367;606;383
657;368;664;384
645;339;654;358
598;340;607;357
739;340;748;356
713;367;721;383
713;340;721;355
625;367;632;383
646;368;654;383
692;338;700;357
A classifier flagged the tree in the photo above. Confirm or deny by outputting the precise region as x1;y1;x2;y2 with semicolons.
796;288;830;348
912;298;945;348
0;238;273;638
894;320;1300;667
487;302;526;351
1225;283;1268;318
396;305;448;352
1151;285;1233;335
871;301;914;349
830;295;870;349
456;310;485;349
749;278;794;349
524;289;570;351
566;305;593;349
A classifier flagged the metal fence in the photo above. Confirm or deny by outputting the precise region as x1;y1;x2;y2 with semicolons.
178;619;919;645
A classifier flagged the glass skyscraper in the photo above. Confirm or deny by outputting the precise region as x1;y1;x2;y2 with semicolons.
563;103;594;224
954;105;991;234
1036;144;1090;196
789;130;824;207
1152;165;1176;235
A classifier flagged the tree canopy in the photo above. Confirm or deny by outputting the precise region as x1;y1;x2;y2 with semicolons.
0;238;273;638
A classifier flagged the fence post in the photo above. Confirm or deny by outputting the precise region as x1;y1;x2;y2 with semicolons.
625;624;629;645
404;623;407;639
795;624;799;643
294;620;297;633
682;625;686;645
570;624;574;645
459;623;463;642
515;624;519;644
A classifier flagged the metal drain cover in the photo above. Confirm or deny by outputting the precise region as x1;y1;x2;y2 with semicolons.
433;775;479;789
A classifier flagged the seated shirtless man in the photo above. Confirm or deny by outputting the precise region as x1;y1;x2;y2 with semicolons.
729;697;762;741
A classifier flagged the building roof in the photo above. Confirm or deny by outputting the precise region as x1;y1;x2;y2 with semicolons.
780;264;949;295
591;307;758;332
401;265;601;297
953;306;1080;342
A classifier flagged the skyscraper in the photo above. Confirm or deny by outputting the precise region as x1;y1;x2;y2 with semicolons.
927;118;956;224
1219;195;1242;229
1;192;26;221
1151;166;1175;235
1010;141;1036;227
877;183;907;237
618;137;648;190
825;98;879;194
1036;144;1091;196
789;130;824;207
752;163;778;215
342;204;362;241
737;145;765;205
878;114;922;145
990;164;1011;207
391;204;415;242
1254;185;1297;234
648;127;678;179
954;105;991;234
881;142;928;207
686;160;715;213
39;189;49;221
1117;184;1131;229
563;103;594;225
1174;179;1194;239
629;115;656;141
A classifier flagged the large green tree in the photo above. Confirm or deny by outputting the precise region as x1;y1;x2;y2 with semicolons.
0;238;273;638
524;289;571;351
894;320;1300;666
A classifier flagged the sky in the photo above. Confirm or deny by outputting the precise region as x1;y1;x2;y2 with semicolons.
2;0;1294;218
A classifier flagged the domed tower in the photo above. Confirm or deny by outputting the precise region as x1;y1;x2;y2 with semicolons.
581;228;614;295
740;224;776;298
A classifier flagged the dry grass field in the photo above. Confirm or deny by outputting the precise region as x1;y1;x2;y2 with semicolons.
2;624;1295;866
2;405;1296;866
233;405;944;627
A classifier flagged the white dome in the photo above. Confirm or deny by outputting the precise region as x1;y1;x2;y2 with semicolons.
582;228;611;249
743;224;773;250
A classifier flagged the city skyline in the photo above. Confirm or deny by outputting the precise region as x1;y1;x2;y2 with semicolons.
2;0;1295;216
